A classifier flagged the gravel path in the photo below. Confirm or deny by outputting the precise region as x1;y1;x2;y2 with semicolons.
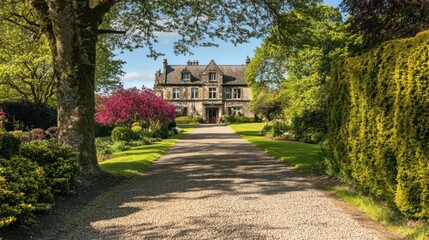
65;125;388;239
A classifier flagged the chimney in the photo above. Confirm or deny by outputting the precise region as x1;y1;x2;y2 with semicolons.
163;59;168;84
245;56;251;65
196;60;199;65
187;60;191;65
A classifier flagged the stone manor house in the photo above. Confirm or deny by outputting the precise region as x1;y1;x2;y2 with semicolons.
154;58;253;123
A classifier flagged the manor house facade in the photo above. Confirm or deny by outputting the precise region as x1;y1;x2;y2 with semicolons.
154;58;253;123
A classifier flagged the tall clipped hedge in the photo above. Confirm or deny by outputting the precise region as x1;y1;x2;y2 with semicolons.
328;30;429;219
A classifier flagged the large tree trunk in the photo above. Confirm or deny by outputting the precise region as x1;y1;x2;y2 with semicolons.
31;0;101;175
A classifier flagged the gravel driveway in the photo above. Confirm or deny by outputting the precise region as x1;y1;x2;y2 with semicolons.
64;125;390;239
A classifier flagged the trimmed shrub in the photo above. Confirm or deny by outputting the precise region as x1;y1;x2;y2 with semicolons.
328;30;429;218
261;124;272;136
0;157;52;228
0;132;21;158
152;122;169;139
20;141;81;195
111;126;134;142
95;138;112;162
270;120;291;137
175;116;203;124
292;109;327;144
110;141;130;152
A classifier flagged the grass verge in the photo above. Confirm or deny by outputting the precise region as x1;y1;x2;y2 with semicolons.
99;127;193;177
229;122;429;240
328;185;429;240
229;122;322;172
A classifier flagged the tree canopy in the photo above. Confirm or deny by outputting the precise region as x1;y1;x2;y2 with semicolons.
341;0;429;50
0;11;124;105
246;4;352;120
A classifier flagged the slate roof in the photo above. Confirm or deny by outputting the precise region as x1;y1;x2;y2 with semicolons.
156;63;248;86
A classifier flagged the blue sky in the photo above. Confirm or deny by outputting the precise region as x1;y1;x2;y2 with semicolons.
118;0;342;89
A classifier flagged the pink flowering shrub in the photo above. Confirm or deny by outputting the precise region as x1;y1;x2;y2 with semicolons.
0;109;7;129
95;87;175;127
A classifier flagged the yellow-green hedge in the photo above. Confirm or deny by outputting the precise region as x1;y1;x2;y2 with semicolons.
328;30;429;219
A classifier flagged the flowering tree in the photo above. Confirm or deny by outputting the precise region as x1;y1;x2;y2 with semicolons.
95;87;175;127
0;109;7;130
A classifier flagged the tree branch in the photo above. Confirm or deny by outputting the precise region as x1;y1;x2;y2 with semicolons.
3;17;37;32
11;13;40;28
98;29;126;35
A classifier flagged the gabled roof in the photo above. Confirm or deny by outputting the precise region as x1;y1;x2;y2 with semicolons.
155;60;248;86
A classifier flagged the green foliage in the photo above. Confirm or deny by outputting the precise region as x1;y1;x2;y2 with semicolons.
292;109;327;143
0;19;55;104
175;116;203;124
128;137;151;147
151;121;169;139
0;157;52;228
19;141;81;195
221;115;253;123
95;138;112;162
0;132;21;158
328;30;429;219
245;4;351;121
0;101;57;131
341;0;429;51
111;126;134;142
110;141;131;153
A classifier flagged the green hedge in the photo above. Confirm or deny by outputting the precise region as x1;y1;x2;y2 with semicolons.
0;140;80;228
175;116;203;124
328;30;429;218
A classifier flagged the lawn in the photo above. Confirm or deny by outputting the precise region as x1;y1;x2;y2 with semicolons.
229;122;323;173
99;127;193;177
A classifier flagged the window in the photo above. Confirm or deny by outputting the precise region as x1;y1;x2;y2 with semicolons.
191;88;198;99
182;107;188;116
209;72;216;81
229;107;242;116
182;72;191;81
209;88;217;99
173;88;180;99
224;88;231;99
233;88;241;99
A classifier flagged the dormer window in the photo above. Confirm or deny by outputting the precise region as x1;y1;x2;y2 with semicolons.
182;72;191;81
209;72;216;81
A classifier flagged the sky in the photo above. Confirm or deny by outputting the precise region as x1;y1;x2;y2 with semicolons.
118;0;342;89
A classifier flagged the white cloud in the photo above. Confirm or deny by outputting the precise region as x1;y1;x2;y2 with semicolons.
121;72;155;89
122;72;154;81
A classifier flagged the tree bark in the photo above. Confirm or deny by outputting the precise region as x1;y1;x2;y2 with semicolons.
30;0;101;175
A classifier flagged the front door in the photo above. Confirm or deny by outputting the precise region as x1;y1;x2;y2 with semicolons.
206;108;218;123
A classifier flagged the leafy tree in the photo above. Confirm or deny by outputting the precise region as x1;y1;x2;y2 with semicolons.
1;0;317;175
0;18;123;105
246;5;351;120
340;0;429;50
95;87;175;127
0;21;55;104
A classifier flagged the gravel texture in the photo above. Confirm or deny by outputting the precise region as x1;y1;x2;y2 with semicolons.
64;125;386;239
